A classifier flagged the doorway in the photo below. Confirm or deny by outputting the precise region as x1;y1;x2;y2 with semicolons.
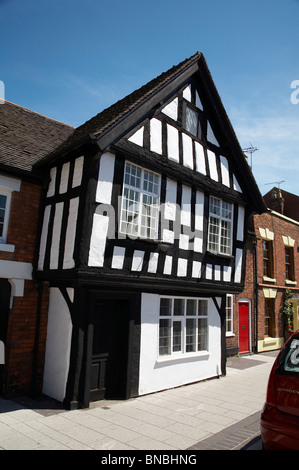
238;301;250;354
0;279;11;395
89;299;130;402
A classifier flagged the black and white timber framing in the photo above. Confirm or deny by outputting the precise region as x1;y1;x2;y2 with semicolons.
34;52;265;409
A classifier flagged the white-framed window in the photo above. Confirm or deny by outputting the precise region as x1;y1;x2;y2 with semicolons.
120;161;160;239
208;196;233;255
0;189;12;243
226;294;234;335
159;297;208;356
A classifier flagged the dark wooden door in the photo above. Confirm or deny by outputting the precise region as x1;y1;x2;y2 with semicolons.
90;299;130;401
0;279;11;394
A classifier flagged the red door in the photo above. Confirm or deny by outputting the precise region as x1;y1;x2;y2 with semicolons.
239;302;250;353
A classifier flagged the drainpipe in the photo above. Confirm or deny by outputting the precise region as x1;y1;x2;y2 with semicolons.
253;238;259;353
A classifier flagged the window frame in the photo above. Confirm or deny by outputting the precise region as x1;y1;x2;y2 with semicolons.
120;161;161;240
285;245;295;282
262;239;274;279
158;296;209;358
225;294;234;336
208;196;233;255
264;298;275;338
0;189;12;244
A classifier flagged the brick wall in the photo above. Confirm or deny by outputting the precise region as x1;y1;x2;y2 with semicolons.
230;210;299;355
0;179;49;397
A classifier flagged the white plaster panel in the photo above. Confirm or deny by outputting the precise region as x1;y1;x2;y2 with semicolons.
179;234;189;250
183;85;192;102
50;202;64;270
38;205;51;270
72;156;84;188
220;155;230;187
182;133;193;169
205;264;213;280
47;167;56;197
128;127;144;147
162;229;174;244
193;237;203;253
223;266;232;282
150;118;162;155
195;191;204;231
132;250;144;271
148;252;159;274
207;150;218;181
164;178;177;221
162;97;178;120
167;124;179;163
96;152;115;204
195;91;203;110
234;248;243;283
181;186;191;227
59;162;70;194
237;206;245;242
111;246;126;269
192;261;202;278
233;174;242;193
63;197;79;269
163;256;172;275
42;287;73;403
177;258;188;277
207;121;219;146
88;214;109;267
138;294;222;396
214;265;221;281
194;141;206;175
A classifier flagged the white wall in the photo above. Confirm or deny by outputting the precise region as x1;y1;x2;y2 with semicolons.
42;287;73;403
138;293;222;396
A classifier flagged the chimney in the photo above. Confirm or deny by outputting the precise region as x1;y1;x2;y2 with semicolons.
270;188;285;214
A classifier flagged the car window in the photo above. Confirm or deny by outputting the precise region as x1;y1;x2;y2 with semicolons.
277;333;299;376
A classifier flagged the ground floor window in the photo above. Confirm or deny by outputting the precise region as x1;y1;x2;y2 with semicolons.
264;298;275;337
226;294;234;335
159;297;208;356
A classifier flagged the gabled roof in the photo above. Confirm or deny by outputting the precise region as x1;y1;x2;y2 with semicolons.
0;101;74;174
36;51;264;213
37;52;204;164
264;187;299;222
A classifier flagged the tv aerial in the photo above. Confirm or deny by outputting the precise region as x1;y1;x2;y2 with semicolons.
265;180;285;189
242;143;258;169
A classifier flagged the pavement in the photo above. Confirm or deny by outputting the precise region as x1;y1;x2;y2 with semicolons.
0;351;278;451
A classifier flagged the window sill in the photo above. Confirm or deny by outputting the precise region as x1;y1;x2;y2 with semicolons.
226;333;235;338
0;243;15;253
263;276;276;283
156;351;210;364
286;279;297;286
206;250;234;260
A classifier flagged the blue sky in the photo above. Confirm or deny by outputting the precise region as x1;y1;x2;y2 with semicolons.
1;0;299;196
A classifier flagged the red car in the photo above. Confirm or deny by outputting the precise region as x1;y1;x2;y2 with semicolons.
261;329;299;450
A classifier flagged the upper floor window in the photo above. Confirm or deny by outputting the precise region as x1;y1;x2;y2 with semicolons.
120;162;160;239
208;197;233;255
185;105;199;136
263;240;274;278
159;297;208;357
0;191;11;243
285;246;295;281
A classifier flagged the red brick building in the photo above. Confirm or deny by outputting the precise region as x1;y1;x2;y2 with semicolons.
226;187;299;356
0;101;73;397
